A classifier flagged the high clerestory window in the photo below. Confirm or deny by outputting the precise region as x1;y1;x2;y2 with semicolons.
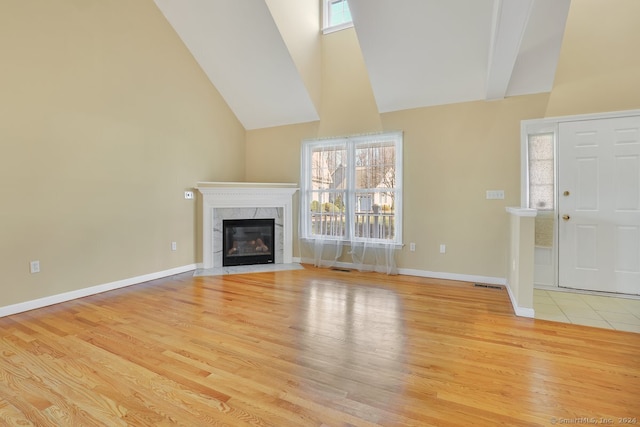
323;0;353;34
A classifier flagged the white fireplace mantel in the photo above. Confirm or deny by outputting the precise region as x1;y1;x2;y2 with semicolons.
196;182;298;269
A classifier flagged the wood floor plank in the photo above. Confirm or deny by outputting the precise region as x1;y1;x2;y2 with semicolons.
1;265;639;426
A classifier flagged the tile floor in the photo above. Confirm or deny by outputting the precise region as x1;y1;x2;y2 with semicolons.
534;288;640;333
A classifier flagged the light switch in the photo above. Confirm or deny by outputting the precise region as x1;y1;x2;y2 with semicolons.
486;190;505;200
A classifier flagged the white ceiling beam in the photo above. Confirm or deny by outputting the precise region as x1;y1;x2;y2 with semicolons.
485;0;534;100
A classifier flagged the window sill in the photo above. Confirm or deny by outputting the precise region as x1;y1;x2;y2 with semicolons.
322;22;354;35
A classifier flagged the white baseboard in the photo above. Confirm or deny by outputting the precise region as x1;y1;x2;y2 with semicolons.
2;261;526;319
504;282;535;318
0;264;197;318
297;257;506;285
397;267;532;318
397;267;506;286
297;258;527;315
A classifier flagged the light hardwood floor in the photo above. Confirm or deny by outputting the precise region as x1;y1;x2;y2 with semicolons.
1;266;638;426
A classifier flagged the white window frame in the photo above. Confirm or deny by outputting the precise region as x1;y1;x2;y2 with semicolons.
521;124;558;211
301;131;403;247
322;0;354;34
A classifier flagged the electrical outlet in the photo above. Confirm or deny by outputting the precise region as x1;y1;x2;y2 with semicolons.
171;242;177;251
184;191;194;200
439;244;446;254
410;242;416;252
30;260;40;274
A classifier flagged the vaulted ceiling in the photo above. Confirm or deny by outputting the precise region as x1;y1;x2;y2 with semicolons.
154;0;571;130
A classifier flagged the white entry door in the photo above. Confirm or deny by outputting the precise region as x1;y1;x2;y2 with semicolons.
558;116;640;294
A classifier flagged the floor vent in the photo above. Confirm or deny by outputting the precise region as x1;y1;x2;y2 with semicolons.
474;283;502;290
330;267;352;272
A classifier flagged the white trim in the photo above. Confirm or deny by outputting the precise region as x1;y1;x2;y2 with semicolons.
505;282;536;318
398;267;507;286
196;181;298;189
322;21;354;35
520;124;558;209
299;259;527;315
0;264;197;318
3;261;530;319
298;258;506;285
523;109;640;127
506;207;537;217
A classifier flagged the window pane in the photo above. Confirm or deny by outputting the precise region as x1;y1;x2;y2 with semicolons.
355;142;396;190
329;0;352;26
529;134;554;159
354;190;395;240
311;145;347;191
530;185;554;210
529;159;554;185
528;133;554;210
309;190;346;238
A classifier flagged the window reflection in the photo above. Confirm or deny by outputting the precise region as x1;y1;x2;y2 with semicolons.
295;280;407;405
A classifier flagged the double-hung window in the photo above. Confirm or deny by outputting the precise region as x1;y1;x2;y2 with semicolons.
301;131;403;246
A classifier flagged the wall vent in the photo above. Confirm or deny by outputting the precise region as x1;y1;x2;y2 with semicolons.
474;283;502;290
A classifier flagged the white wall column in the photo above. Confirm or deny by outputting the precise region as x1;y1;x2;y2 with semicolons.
506;207;537;317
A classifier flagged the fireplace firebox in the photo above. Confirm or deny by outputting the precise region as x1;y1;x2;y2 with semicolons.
222;219;275;267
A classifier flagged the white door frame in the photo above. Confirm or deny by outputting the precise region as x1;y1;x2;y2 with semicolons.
521;109;640;289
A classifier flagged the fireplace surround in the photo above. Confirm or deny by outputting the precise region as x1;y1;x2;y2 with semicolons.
196;182;298;269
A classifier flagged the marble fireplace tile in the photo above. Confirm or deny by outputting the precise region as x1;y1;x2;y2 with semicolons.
213;207;283;268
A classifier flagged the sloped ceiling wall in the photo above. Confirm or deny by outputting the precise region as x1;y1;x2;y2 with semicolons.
153;0;319;130
154;0;570;130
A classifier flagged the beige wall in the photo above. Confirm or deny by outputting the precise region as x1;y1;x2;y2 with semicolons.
246;27;551;278
0;0;245;307
246;0;640;280
318;29;382;136
545;0;640;117
248;92;550;278
381;95;549;277
266;0;322;114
